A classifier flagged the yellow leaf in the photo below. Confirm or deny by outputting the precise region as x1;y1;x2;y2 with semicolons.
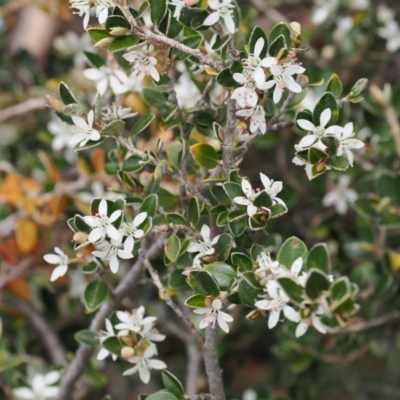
15;219;38;253
91;148;105;173
158;288;176;300
204;65;218;76
38;150;62;181
4;277;31;301
389;252;400;273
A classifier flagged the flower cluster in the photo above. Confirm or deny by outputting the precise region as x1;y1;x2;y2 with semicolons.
12;371;60;400
233;38;305;135
123;45;160;83
377;4;400;53
97;306;166;383
255;255;327;337
69;0;115;29
203;0;235;34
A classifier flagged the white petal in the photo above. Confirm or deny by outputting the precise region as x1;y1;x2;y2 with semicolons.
223;15;235;33
286;78;302;93
207;0;220;9
283;306;300;323
273;86;283;104
203;12;219;26
89;227;104;243
260;57;277;68
107;225;121;241
116;311;131;324
247;203;258;217
254;37;264;57
133;212;147;227
109;255;119;273
200;225;211;243
99;199;108;215
71;116;88;130
291;257;303;276
90;130;100;141
12;388;35;399
259;173;271;190
44;371;60;385
123;365;139;376
110;210;122;223
253;68;265;85
297;119;316;132
97;348;110;360
44;254;60;264
150;66;160;82
268;311;280;328
50;265;68;281
320;108;331;128
87;110;94;127
83;68;104;81
97;7;108;24
233;73;247;84
148;359;167;370
218;317;230;333
298;134;317;148
295;322;308;337
199;317;211;329
233;196;250;206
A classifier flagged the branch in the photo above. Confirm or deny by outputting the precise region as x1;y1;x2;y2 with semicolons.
55;235;166;400
338;311;400;334
147;223;202;240
139;248;204;345
12;298;65;365
222;99;237;176
202;327;225;400
0;97;47;123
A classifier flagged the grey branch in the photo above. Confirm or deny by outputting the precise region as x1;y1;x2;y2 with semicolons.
55;236;166;400
338;311;400;333
203;327;226;400
139;248;204;345
12;298;66;365
0;97;47;122
222;99;237;176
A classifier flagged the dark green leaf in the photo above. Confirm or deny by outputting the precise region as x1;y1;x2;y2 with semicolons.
108;36;140;52
185;294;207;308
277;237;307;269
215;233;232;261
188;270;220;296
326;73;343;98
188;197;200;225
165;234;181;263
140;194;158;218
84;51;106;68
204;262;237;290
149;0;167;25
305;269;330;300
305;243;330;273
74;330;100;346
59;82;77;105
277;277;304;305
190;143;219;169
161;371;185;398
313;92;339;127
249;26;268;58
131;113;155;136
84;280;109;313
105;15;131;31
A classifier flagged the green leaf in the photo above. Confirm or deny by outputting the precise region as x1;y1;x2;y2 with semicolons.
143;88;169;109
204;262;237;290
269;203;287;219
87;28;110;42
313;92;339;127
74;215;91;233
74;330;100;346
102;336;123;355
59;82;77;105
216;211;228;227
210;186;231;205
131;113;155;136
215;233;232;261
108;36;140;52
228;217;247;237
165;234;181;263
105;15;131;31
379;214;400;228
277;237;307;269
161;371;185;398
249;26;268;58
82;261;99;274
84;51;106;68
149;0;167;25
305;269;330;300
305;243;330;273
308;147;328;164
268;34;286;57
101;120;125;136
140;194;158;218
166;213;188;226
253;191;273;208
326;73;342;98
190;143;219;169
277;277;304;305
349;78;368;97
188;270;220;296
122;155;143;173
330;277;351;310
84;280;109;313
238;272;263;307
231;252;253;272
217;68;236;87
223;182;243;199
145;391;179;400
268;22;291;50
327;155;349;171
185;294;207;308
168;268;188;289
188;197;200;225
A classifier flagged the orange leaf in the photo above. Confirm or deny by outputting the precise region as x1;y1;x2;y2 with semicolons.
15;218;38;253
4;276;31;301
91;148;105;173
38;150;62;181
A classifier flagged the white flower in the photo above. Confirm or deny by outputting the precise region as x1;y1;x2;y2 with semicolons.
232;69;268;108
193;299;233;333
187;225;220;268
115;306;157;336
295;307;327;338
296;108;338;149
140;323;166;344
53;31;92;67
322;176;357;215
377;6;400;53
123;344;167;383
236;105;266;135
102;103;137;122
70;110;101;148
282;257;307;287
96;0;115;25
254;252;283;285
123;45;160;82
168;0;186;19
311;0;340;25
203;0;235;34
83;199;122;243
292;141;329;180
174;72;202;109
243;38;266;75
264;62;305;104
92;236;134;273
44;247;69;282
47;117;75;152
334;122;364;166
255;280;299;329
119;212;147;243
233;178;259;218
69;0;92;29
97;319;118;361
84;67;135;96
12;372;60;400
259;173;285;207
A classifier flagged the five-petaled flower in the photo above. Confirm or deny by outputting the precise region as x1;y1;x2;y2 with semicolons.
97;319;118;361
193;299;233;333
203;0;236;34
236;106;267;135
187;224;220;268
334;122;364;166
44;247;69;282
70;110;101;148
123;45;160;82
115;306;157;336
12;371;60;400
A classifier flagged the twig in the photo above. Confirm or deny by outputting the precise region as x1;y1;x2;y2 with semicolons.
222;99;237;176
147;223;202;240
338;311;400;333
203;327;225;400
0;97;47;123
139;248;204;345
248;0;289;24
0;258;33;290
55;235;166;400
12;298;66;365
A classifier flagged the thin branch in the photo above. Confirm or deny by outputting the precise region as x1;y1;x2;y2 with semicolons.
0;97;47;123
147;223;202;240
0;258;33;290
222;99;237;176
203;327;225;400
338;311;400;334
139;248;204;345
12;298;66;365
55;235;166;400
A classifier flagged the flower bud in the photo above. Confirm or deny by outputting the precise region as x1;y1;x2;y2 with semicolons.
47;96;65;113
109;27;130;36
72;232;89;245
94;37;114;49
120;346;135;359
